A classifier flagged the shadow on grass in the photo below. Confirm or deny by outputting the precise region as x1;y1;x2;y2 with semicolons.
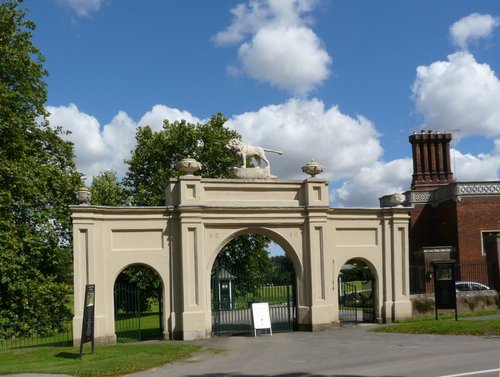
55;351;80;359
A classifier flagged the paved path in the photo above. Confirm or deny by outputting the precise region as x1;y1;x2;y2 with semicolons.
128;324;500;377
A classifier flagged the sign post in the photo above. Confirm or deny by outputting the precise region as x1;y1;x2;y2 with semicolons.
251;302;272;337
80;284;95;360
433;261;457;321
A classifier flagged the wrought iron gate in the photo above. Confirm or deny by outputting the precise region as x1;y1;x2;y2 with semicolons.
211;266;296;335
114;282;163;342
338;279;375;324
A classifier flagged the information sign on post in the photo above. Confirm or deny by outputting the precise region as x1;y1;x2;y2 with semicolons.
80;284;95;360
251;302;272;337
433;261;457;321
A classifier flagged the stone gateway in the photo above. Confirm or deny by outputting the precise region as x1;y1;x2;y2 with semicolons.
71;165;412;343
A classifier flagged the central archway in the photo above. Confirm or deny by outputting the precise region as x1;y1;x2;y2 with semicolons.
210;232;298;336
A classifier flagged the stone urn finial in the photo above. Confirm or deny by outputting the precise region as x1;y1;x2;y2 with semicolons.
76;187;91;205
302;159;324;178
389;192;407;207
177;156;202;176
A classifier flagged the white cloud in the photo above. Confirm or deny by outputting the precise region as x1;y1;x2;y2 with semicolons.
214;0;316;45
55;0;103;17
452;148;500;181
215;0;331;96
238;26;331;95
336;13;500;207
412;52;500;137
47;103;201;182
47;104;135;181
47;100;500;208
138;105;202;131
333;147;500;207
225;98;382;182
333;159;413;208
48;99;387;205
214;1;270;45
450;13;499;50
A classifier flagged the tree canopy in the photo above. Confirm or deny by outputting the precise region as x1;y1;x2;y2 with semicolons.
340;260;374;282
124;114;239;206
0;0;82;333
90;170;129;206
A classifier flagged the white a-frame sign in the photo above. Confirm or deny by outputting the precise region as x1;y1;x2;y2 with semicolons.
251;302;272;336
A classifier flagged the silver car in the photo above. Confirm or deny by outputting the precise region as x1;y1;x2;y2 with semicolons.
455;281;490;292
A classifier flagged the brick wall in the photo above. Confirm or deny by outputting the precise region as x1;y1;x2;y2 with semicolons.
410;196;500;264
410;204;435;264
410;200;458;263
456;196;500;264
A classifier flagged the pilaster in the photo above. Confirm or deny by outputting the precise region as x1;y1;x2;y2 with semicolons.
71;208;116;345
381;209;412;322
301;179;333;329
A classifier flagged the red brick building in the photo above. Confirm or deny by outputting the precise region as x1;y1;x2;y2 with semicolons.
380;131;500;293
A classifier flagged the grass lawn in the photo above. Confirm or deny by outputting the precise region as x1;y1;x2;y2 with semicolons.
115;312;162;343
371;309;500;336
0;342;203;377
229;285;293;309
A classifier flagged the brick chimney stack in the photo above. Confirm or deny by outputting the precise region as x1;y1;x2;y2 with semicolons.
409;130;454;190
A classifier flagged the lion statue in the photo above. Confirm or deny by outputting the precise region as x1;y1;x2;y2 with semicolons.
227;138;282;169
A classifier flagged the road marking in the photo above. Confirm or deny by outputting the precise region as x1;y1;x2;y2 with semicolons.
438;369;499;377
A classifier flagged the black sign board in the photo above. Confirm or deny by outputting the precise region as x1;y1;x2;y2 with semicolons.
80;284;95;360
433;261;457;321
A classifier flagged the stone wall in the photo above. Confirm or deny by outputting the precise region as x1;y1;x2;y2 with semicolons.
411;292;499;316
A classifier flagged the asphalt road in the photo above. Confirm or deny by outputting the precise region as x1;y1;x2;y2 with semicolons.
128;324;500;377
7;324;500;377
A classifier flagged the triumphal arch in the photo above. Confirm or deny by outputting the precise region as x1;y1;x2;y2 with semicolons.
71;156;412;344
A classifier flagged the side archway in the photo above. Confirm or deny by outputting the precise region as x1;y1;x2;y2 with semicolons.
113;264;164;342
338;258;377;324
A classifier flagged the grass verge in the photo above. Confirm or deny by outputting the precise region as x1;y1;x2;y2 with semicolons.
371;309;500;336
0;342;202;377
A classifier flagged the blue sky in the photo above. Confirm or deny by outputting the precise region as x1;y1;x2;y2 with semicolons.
25;0;500;207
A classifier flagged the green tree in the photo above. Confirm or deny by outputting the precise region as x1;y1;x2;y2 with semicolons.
215;235;272;296
90;170;128;206
340;260;373;282
124;114;239;206
268;255;295;283
115;265;162;312
0;0;82;335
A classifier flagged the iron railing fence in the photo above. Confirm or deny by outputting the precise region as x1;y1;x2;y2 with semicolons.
410;262;496;294
113;282;163;343
0;317;73;352
211;265;296;335
338;279;375;324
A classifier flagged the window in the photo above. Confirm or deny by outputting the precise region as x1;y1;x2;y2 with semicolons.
481;231;500;256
